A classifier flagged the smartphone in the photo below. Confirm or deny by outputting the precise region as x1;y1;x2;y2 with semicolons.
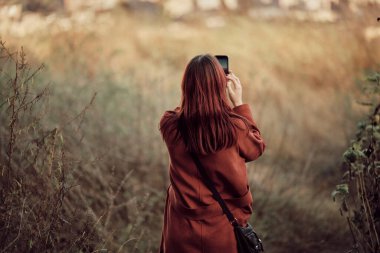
215;55;229;75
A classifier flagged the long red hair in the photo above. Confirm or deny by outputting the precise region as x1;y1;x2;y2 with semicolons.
160;54;252;155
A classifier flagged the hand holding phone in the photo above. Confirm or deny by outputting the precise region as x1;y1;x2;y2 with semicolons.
226;72;243;107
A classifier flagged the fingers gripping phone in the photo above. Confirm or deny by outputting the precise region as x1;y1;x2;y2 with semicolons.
215;55;229;75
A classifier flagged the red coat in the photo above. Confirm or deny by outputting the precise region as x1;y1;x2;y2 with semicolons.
158;103;266;253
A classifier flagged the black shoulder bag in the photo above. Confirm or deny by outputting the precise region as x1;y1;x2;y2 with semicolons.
177;117;264;253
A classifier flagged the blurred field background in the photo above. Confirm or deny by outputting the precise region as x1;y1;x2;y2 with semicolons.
1;0;380;252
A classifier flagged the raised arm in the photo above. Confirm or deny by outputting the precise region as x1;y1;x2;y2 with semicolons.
233;103;266;163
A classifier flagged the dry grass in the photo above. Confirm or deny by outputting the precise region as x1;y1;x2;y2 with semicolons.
0;42;100;252
1;8;380;252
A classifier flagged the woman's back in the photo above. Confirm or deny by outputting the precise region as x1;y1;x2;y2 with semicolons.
159;102;265;253
158;53;265;253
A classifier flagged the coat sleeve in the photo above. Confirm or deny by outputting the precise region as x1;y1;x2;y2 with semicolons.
232;103;266;163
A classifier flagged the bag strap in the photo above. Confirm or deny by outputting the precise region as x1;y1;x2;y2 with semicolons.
177;116;239;227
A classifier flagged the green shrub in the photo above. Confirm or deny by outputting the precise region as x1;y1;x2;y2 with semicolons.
332;72;380;253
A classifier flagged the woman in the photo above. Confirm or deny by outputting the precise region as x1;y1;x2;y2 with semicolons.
158;54;266;253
